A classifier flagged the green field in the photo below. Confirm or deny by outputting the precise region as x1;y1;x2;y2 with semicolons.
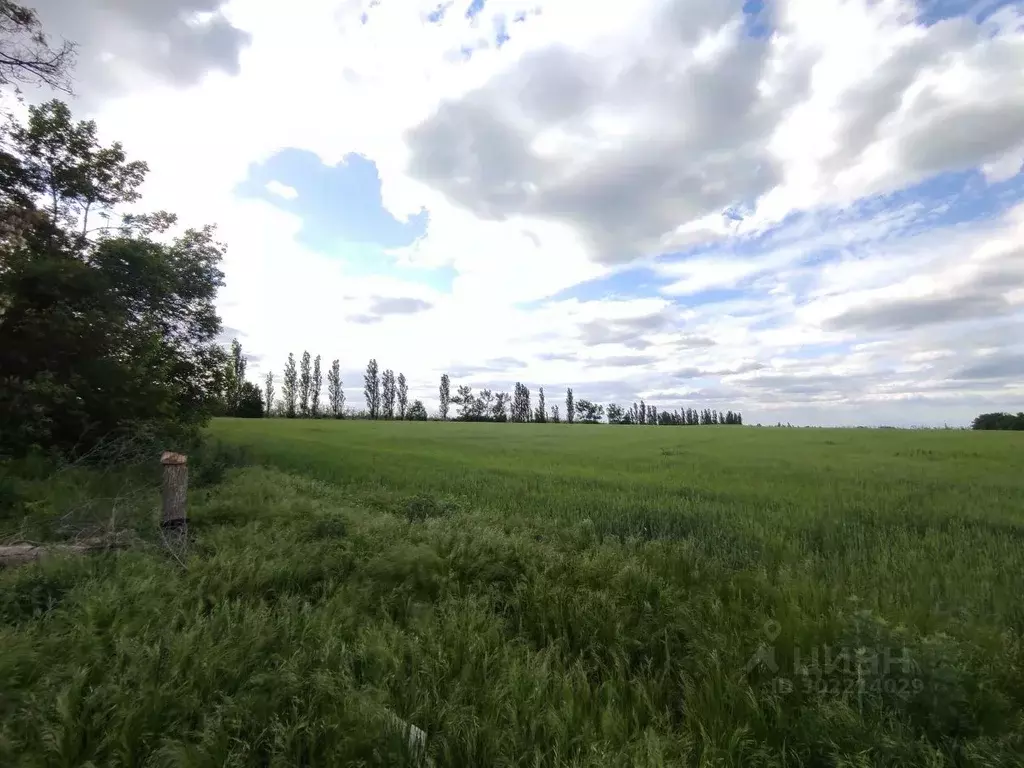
3;420;1024;765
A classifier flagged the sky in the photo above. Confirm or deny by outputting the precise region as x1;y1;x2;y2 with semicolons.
22;0;1024;426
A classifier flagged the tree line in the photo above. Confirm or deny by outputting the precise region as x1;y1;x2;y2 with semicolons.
971;412;1024;431
244;350;743;426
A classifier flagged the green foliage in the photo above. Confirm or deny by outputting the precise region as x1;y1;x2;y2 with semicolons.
438;373;450;421
574;398;604;423
511;382;531;422
326;359;343;418
299;351;311;417
281;353;297;418
311;354;322;417
3;423;1022;765
263;371;275;417
0;100;227;458
972;412;1024;430
396;372;408;419
406;400;428;421
364;358;380;419
234;382;264;419
382;368;396;419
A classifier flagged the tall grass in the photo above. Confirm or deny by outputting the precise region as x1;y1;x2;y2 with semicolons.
1;420;1022;765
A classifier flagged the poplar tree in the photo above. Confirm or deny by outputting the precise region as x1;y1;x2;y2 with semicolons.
397;373;408;419
363;359;380;418
299;351;311;417
565;387;575;424
382;369;396;419
282;353;298;418
327;359;343;418
439;374;451;420
264;372;275;416
311;354;322;417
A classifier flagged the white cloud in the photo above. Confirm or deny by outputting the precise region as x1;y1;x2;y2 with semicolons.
264;180;298;200
32;0;1024;426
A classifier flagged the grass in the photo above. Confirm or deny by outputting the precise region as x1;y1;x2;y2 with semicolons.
2;419;1023;765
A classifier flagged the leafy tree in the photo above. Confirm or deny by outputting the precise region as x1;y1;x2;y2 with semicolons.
263;372;275;417
550;404;560;423
282;354;297;418
407;399;428;420
972;412;1024;430
326;359;343;418
0;2;76;93
512;383;531;422
382;368;396;419
311;355;322;417
4;100;148;238
492;392;510;422
535;386;546;423
223;338;246;415
364;358;380;418
607;403;624;424
454;384;474;420
575;399;604;424
439;374;450;420
397;373;408;419
473;388;495;421
648;404;657;425
565;387;575;424
638;399;647;425
298;351;311;417
236;381;264;418
0;101;228;455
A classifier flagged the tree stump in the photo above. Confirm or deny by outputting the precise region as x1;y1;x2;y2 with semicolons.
161;452;188;530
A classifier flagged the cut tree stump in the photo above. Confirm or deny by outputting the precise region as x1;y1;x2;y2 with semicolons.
161;451;188;530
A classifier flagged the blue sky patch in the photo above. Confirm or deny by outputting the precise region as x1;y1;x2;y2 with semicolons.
917;0;1018;26
427;2;454;23
237;148;428;251
237;148;449;290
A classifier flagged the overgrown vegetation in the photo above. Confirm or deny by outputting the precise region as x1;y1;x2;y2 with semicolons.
2;421;1022;765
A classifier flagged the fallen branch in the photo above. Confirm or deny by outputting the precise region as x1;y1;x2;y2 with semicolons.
0;536;129;568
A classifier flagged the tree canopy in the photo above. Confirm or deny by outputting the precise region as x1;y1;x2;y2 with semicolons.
0;99;228;457
971;412;1024;431
0;1;75;94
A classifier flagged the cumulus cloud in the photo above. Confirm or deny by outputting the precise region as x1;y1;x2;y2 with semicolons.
406;1;787;264
32;0;250;101
406;0;1024;263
